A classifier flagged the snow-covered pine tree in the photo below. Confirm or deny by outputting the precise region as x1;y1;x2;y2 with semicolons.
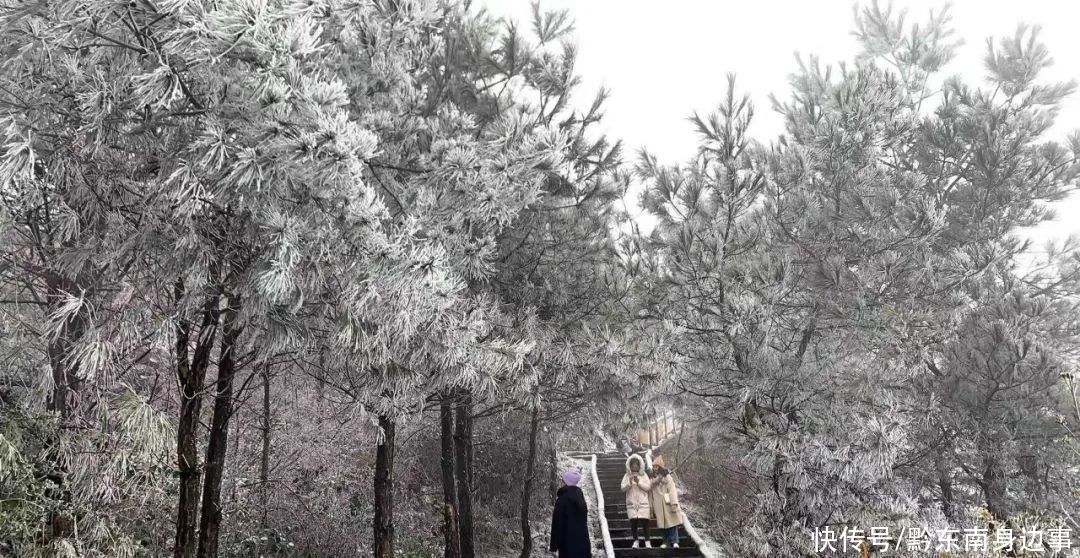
0;0;477;555
636;4;1080;556
307;2;572;555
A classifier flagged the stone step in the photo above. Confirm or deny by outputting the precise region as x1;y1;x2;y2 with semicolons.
611;534;697;547
586;451;704;557
613;547;702;557
613;528;695;541
607;519;658;529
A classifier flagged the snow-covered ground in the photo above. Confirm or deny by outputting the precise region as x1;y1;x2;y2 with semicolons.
556;454;606;556
678;498;725;558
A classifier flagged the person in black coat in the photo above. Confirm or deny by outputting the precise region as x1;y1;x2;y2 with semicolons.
550;469;592;557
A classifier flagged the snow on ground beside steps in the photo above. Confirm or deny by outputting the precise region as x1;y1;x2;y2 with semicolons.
547;454;604;557
503;454;599;558
678;499;726;558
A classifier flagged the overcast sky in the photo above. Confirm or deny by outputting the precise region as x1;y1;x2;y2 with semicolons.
478;0;1080;246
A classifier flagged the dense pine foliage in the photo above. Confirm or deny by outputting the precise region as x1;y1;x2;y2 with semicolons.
0;1;1077;557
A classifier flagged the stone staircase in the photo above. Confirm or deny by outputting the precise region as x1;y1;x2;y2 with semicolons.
595;452;703;557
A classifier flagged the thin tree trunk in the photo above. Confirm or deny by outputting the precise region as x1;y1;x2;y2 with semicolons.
674;422;685;466
454;391;474;558
519;405;542;558
260;363;272;527
227;388;241;512
547;426;559;503
45;277;88;421
935;453;955;521
980;453;1010;522
1067;375;1080;425
440;395;461;558
174;284;221;558
374;414;396;558
196;296;243;558
41;274;90;541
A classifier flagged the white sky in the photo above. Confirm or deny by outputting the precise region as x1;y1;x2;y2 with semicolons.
478;0;1080;246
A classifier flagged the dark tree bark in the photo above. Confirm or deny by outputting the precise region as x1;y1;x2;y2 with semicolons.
196;296;243;558
1018;453;1046;508
980;453;1010;521
440;395;461;558
547;426;559;503
374;414;396;558
174;284;221;558
41;273;90;542
454;391;474;558
260;363;272;527
935;453;955;521
519;405;542;558
45;275;88;421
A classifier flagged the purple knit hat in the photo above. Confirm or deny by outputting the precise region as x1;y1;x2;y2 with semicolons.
562;469;582;487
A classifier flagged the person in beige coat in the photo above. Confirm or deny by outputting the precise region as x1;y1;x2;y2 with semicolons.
650;455;684;548
620;453;652;548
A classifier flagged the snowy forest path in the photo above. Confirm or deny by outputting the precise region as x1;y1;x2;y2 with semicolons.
595;452;703;557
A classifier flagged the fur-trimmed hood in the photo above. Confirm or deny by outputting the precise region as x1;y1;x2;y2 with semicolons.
620;453;652;519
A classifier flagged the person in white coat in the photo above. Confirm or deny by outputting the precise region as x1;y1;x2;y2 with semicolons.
620;453;653;548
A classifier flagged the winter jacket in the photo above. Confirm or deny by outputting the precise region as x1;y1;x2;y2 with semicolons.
620;454;652;520
550;485;592;558
650;473;683;528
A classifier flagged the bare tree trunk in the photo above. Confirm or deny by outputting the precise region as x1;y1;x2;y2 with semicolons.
227;386;242;513
174;283;220;558
454;391;475;558
45;276;88;421
41;274;90;541
260;364;272;527
440;395;461;558
196;297;243;558
980;453;1010;522
547;426;559;503
1066;375;1080;426
519;405;542;558
674;422;685;466
935;453;955;521
374;414;396;558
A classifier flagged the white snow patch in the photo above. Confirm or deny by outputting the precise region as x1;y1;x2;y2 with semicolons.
556;454;613;557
